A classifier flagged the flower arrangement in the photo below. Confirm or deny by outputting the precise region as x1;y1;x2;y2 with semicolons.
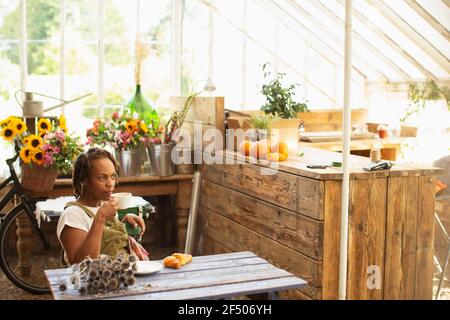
86;110;162;151
0;115;83;175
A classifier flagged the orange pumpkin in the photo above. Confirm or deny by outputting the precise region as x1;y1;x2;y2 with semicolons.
250;139;271;159
238;140;252;156
267;152;287;162
270;141;289;158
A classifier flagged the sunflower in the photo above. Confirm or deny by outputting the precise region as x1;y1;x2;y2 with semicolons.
14;118;27;135
22;136;30;145
1;116;17;128
26;134;44;149
139;120;148;134
38;118;52;133
32;149;44;165
126;120;137;133
59;115;68;133
20;147;34;164
1;123;17;141
39;132;47;139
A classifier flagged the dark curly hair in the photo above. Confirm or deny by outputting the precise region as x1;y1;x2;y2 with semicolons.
72;148;118;198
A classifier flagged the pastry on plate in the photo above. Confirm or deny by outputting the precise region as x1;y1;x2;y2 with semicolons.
163;253;193;269
171;253;192;266
163;256;181;269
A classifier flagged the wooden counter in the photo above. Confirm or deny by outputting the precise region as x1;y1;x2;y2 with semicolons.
197;147;442;300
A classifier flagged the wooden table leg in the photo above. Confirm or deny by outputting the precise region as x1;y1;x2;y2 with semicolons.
176;180;193;251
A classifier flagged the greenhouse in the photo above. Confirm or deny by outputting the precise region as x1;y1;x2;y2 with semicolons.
0;0;449;302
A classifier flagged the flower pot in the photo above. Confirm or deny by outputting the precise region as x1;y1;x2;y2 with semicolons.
115;148;143;177
147;142;176;176
21;164;58;193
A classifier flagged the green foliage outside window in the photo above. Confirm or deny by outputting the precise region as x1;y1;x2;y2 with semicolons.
401;80;450;123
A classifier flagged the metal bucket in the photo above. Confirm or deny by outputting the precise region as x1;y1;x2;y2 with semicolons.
115;148;143;177
147;142;176;176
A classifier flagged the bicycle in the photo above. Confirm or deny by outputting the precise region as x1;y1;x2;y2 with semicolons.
0;145;63;294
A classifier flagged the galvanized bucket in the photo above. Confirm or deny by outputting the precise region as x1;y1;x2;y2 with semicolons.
115;148;143;177
147;142;176;176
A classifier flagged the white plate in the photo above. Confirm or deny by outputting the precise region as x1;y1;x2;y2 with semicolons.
134;261;163;276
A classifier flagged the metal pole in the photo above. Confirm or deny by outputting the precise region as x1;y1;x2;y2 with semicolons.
185;170;202;254
338;0;353;301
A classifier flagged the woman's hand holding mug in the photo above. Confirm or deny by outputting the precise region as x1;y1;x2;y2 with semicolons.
95;198;119;223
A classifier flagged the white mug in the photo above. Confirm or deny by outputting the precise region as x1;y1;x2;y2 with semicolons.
112;192;132;210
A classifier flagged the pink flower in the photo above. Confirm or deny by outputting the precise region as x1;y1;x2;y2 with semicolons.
53;146;61;153
43;153;54;166
55;130;65;141
46;133;55;140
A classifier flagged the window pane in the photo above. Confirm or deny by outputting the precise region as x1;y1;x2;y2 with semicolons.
245;41;271;110
247;1;275;48
66;0;98;42
181;0;209;95
214;14;243;109
140;0;171;45
0;43;21;115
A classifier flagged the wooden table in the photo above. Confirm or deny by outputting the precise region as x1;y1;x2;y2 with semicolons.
299;138;403;161
44;251;307;300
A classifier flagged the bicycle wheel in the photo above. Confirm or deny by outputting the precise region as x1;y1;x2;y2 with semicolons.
0;205;63;294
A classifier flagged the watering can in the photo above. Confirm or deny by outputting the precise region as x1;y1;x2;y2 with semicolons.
15;90;92;117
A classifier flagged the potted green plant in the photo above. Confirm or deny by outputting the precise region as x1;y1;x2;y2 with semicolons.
259;62;309;148
247;115;272;141
260;62;309;118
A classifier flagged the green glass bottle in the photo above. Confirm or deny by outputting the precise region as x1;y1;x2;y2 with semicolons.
125;84;159;129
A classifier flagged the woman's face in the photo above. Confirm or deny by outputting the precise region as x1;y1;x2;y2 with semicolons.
85;157;117;201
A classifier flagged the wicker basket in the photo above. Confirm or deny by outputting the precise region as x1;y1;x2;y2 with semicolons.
21;164;58;192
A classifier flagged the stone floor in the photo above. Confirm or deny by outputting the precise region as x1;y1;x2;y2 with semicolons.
1;256;449;300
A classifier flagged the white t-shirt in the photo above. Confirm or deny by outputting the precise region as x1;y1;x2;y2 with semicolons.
56;204;101;243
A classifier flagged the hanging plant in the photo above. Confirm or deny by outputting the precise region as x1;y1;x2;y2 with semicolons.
401;80;450;123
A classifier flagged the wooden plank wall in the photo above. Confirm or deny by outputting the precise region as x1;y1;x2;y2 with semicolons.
322;174;435;300
198;163;324;299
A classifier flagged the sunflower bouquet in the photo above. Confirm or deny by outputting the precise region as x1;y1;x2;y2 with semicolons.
0;115;83;176
86;110;161;151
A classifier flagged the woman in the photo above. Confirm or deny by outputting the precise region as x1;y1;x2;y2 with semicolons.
57;147;148;264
